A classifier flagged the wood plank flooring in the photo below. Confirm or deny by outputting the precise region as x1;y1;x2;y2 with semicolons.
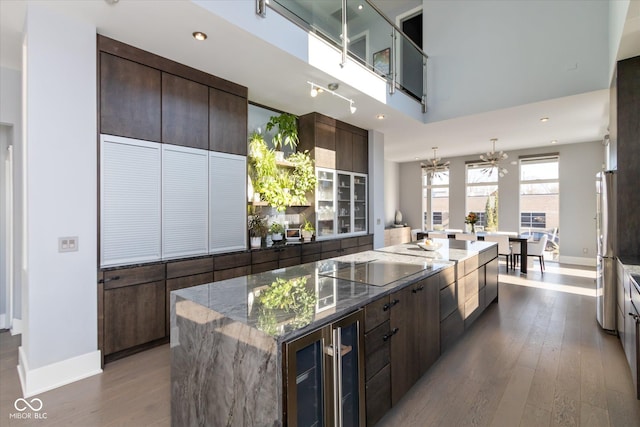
1;263;639;426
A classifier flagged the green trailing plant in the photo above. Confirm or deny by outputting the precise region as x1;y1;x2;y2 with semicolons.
265;113;299;150
248;130;315;212
302;218;315;232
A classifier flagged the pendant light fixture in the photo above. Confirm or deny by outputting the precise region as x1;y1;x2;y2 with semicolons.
421;147;450;179
479;138;508;177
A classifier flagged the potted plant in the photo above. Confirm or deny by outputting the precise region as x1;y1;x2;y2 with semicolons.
248;215;268;249
269;222;285;242
266;113;299;161
301;218;315;241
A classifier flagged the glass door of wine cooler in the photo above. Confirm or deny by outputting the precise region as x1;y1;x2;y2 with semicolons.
337;173;352;235
316;169;336;238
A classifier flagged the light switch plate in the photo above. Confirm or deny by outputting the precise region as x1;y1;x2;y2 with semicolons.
58;236;79;252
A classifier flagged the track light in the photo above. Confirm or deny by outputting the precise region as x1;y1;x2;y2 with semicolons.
307;81;356;115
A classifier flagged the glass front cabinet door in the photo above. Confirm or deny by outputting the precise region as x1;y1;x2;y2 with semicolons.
316;168;367;239
284;310;366;427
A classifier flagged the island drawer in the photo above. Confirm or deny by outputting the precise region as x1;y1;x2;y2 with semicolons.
365;295;390;333
440;310;464;354
440;281;458;321
464;254;479;276
365;320;391;381
214;252;251;270
439;266;456;290
365;364;391;427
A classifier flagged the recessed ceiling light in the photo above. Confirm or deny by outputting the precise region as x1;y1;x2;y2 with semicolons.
358;4;364;10
551;140;557;144
540;117;549;122
415;157;419;160
376;114;385;120
192;31;207;41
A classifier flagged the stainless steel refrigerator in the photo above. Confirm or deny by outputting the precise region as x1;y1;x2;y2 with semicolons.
596;171;617;332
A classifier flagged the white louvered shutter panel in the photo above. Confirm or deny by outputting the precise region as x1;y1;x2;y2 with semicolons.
209;152;247;253
100;135;161;267
162;145;209;259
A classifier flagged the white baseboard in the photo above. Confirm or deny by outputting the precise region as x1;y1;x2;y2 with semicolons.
0;314;6;329
10;318;22;335
17;346;102;398
558;255;596;267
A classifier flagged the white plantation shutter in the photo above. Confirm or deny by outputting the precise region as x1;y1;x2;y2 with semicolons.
209;152;247;253
162;145;209;259
100;135;161;267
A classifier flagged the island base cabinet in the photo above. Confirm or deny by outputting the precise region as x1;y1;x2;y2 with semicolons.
284;310;366;427
365;365;391;427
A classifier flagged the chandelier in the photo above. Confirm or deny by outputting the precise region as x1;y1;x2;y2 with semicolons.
421;147;450;179
479;138;508;178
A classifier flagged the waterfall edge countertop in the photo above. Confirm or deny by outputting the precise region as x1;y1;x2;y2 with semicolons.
170;239;496;427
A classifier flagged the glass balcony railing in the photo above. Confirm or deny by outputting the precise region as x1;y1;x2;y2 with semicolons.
263;0;428;110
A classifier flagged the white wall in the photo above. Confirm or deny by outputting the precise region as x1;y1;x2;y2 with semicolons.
398;141;604;263
609;0;631;80
19;3;100;396
384;160;399;226
369;130;385;249
423;0;610;122
0;66;22;329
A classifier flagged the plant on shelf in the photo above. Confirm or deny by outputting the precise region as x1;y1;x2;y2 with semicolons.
301;217;315;241
269;222;285;242
266;113;299;152
248;214;268;249
248;129;315;212
287;150;316;206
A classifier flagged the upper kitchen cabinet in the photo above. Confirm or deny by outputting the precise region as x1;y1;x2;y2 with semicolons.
162;73;209;150
100;53;161;142
299;112;336;169
209;88;248;156
299;112;368;173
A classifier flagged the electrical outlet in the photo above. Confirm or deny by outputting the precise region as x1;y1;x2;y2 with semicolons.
59;236;79;252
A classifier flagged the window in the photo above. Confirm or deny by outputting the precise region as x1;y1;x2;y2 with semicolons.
520;155;559;260
422;169;449;230
466;163;499;230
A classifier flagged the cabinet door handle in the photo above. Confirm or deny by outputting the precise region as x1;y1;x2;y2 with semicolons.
383;299;400;311
383;328;399;341
390;299;400;307
412;286;424;293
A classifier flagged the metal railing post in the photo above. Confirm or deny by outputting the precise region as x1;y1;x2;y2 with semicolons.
256;0;266;17
389;28;396;95
341;0;348;67
422;57;428;113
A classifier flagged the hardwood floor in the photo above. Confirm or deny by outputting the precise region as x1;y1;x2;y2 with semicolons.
1;263;638;426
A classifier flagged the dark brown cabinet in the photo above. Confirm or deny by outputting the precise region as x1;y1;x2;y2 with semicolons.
162;73;209;149
209;88;248;155
336;127;353;171
103;264;166;359
351;132;368;174
165;257;214;331
214;252;251;281
251;245;301;274
100;53;161;141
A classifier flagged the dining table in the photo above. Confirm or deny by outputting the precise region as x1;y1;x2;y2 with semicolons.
416;231;531;274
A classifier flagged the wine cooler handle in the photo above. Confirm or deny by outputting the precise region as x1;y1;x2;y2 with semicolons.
333;327;343;427
629;312;640;322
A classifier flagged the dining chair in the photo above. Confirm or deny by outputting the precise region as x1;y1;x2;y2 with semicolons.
527;234;548;274
513;234;547;274
428;232;448;239
483;234;512;271
455;233;477;241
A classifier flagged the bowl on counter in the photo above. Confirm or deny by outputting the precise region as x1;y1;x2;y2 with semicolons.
416;240;442;251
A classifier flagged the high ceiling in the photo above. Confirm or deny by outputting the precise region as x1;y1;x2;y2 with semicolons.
1;0;639;162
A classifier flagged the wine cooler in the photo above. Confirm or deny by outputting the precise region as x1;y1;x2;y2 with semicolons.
284;310;365;427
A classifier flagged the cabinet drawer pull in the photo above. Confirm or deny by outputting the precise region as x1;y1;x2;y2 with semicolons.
412;286;425;293
383;299;400;311
382;328;399;341
100;275;120;284
390;299;400;307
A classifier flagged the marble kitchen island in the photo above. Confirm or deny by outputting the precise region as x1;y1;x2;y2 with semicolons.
170;241;497;426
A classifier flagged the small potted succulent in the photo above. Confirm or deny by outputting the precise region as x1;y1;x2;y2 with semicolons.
269;222;285;242
301;219;315;241
248;215;268;249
